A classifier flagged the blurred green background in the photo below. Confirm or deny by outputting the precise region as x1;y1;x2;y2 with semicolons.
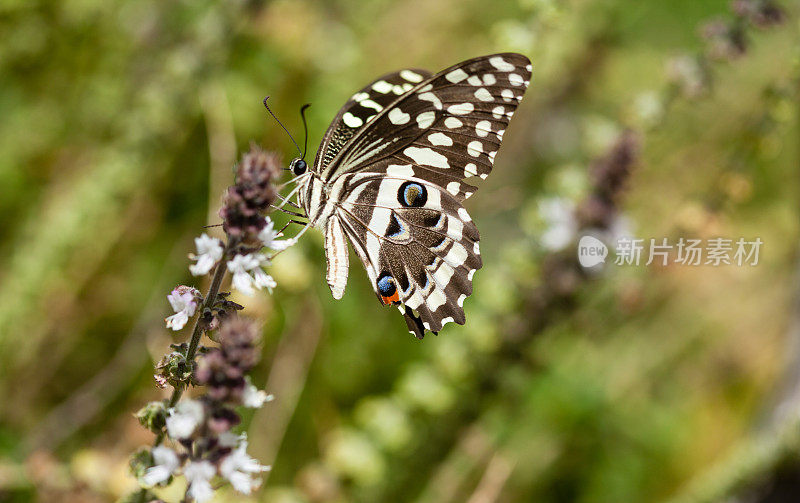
0;0;798;501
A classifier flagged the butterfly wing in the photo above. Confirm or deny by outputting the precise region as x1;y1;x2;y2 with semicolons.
317;53;531;337
322;53;532;188
313;68;433;176
331;170;481;337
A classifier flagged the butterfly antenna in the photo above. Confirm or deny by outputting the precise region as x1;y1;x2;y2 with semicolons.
263;96;302;158
300;103;311;160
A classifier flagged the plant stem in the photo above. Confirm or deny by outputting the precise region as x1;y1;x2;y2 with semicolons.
153;246;230;446
187;255;228;362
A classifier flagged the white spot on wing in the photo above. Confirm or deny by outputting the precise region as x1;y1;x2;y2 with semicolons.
447;103;474;115
403;147;450;169
372;80;393;93
400;70;424;83
386;164;415;177
448;217;463;241
405;289;423;309
388;108;411;125
360;99;383;111
444;117;462;129
418;92;442;110
342;112;363;128
492;106;505;119
467;75;481;86
475;120;491;137
458;207;472;221
446;181;460;195
464;163;478;177
467;141;483;157
509;73;524;86
474;88;493;102
489;56;515;71
428;132;453;146
445;68;468;83
501;89;514;102
432;263;455;289
426;288;447;311
457;294;467;307
443;243;468;268
416;111;435;129
483;74;496;85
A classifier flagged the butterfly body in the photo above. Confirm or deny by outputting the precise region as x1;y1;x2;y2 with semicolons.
294;53;532;338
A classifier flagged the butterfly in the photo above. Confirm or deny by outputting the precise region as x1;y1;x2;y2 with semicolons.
286;53;531;339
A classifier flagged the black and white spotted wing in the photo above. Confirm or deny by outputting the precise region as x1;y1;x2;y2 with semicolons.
314;68;433;177
299;53;531;338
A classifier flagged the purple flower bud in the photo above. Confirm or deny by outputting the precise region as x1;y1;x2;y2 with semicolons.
220;146;282;242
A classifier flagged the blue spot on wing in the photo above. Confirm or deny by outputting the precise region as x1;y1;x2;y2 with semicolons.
398;181;427;207
377;273;396;297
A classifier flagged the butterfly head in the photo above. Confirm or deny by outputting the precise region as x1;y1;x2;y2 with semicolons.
290;158;308;176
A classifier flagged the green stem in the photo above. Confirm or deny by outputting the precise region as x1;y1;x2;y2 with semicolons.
187;256;228;362
153;245;230;447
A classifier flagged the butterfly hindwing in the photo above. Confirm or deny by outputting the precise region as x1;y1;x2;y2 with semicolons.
330;169;481;335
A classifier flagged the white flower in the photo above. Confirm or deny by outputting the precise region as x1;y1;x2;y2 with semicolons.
227;253;276;296
218;431;243;448
184;460;216;503
258;216;294;251
164;286;199;331
189;234;224;276
141;446;179;486
242;380;274;409
219;437;271;495
165;399;204;439
539;197;577;251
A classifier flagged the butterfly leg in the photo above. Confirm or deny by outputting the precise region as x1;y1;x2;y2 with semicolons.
278;219;307;235
276;193;302;210
271;205;307;218
273;175;310;211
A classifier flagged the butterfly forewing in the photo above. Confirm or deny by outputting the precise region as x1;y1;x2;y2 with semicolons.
328;53;531;187
305;53;531;338
313;68;433;176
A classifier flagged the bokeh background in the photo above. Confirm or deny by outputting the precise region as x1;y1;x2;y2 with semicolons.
0;0;798;501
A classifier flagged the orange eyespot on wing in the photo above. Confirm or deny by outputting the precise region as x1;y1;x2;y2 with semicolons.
377;272;400;305
381;290;401;305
